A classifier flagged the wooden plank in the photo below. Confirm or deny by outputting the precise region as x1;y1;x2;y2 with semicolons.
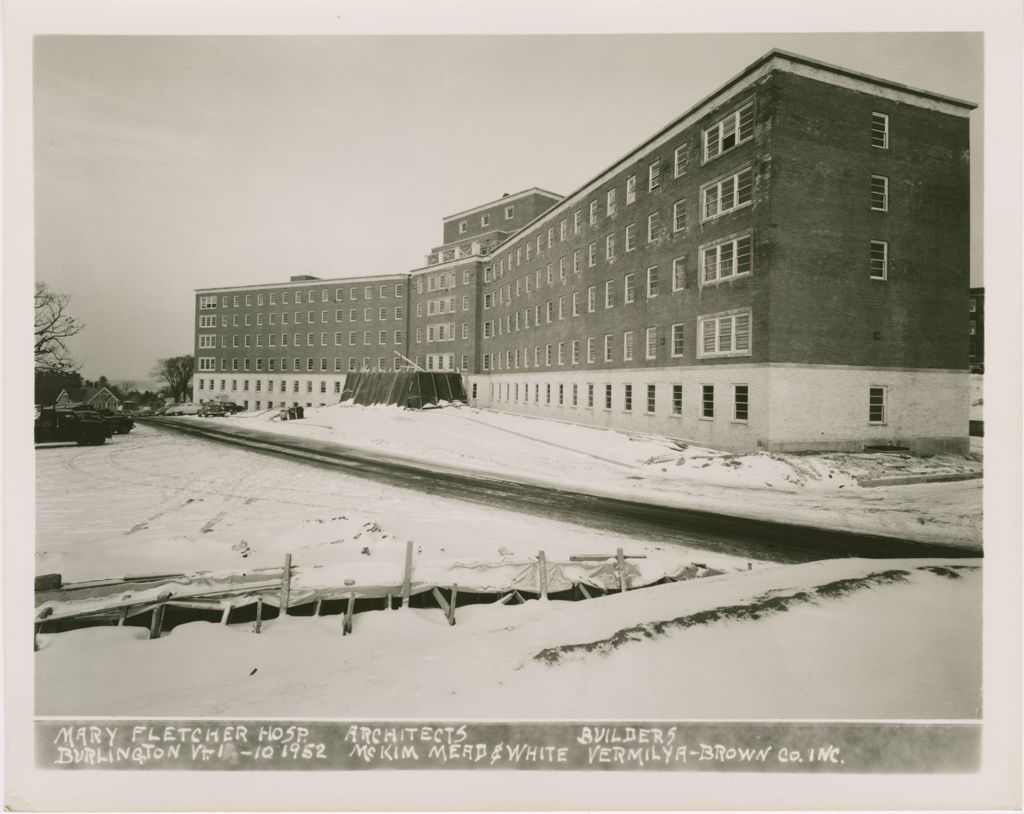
616;548;627;593
569;554;647;561
254;595;263;633
279;553;293;616
497;592;517;605
431;587;450;615
313;598;323;617
118;606;129;626
221;603;233;625
401;541;413;608
538;551;548;600
343;592;355;636
577;583;593;600
148;605;165;640
447;585;457;626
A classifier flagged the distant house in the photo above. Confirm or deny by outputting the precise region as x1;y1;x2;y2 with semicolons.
55;385;120;411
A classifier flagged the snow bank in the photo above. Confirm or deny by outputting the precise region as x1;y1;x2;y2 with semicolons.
208;404;982;546
35;557;981;720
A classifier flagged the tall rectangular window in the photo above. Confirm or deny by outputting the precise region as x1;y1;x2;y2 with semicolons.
869;386;887;424
623;331;634;361
588;242;597;267
702;385;715;419
624;274;635;304
646;384;656;415
604;384;613;410
646;266;659;298
624;384;633;412
673;144;689;178
870;240;889;280
587;337;596;363
672;256;686;291
647;211;660;243
648;161;660;191
703;102;754;161
672;385;682;416
645;327;657;360
589;200;598;226
626;175;636;204
605;281;614;309
625;223;637;252
701;233;753;285
671;323;685;357
587;384;594;408
871;112;889;149
871;175;889;211
604;334;613;362
702;166;753;220
673;199;687;233
734;385;749;422
588;286;596;312
606;233;616;261
607;188;617;217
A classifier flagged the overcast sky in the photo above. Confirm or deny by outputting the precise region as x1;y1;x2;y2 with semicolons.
34;32;983;383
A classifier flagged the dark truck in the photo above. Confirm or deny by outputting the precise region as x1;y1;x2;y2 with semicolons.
34;406;108;446
68;404;134;435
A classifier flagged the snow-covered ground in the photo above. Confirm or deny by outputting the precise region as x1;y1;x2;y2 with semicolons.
193;401;982;547
34;422;982;719
36;557;981;719
36;425;753;585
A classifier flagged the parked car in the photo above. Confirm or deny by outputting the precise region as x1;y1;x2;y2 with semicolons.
220;402;246;414
35;406;108;446
162;403;201;416
198;402;227;417
68;405;134;434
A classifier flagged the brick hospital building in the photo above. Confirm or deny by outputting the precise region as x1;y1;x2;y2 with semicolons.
193;50;975;454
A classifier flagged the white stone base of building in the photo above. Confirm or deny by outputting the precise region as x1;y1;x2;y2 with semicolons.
193;373;347;411
466;364;969;455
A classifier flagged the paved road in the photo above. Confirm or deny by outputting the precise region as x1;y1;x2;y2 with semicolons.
142;418;980;564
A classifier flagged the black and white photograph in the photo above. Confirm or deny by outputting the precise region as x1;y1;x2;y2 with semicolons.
4;1;1021;811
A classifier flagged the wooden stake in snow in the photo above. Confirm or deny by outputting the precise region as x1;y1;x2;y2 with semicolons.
538;551;548;600
220;603;233;625
279;553;293;616
447;585;458;626
254;595;263;633
149;607;165;640
616;548;628;593
401;541;414;608
313;598;323;617
343;592;355;636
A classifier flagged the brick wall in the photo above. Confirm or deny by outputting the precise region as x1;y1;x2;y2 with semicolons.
442;190;562;245
766;72;971;369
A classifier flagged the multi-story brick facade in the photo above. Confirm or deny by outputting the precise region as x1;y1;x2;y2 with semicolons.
194;274;408;410
193;50;974;453
968;287;984;370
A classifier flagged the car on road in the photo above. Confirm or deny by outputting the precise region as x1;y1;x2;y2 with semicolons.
220;402;246;414
198;403;227;417
35;406;108;446
162;403;201;416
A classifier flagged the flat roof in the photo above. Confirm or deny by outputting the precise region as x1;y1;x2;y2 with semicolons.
441;187;563;223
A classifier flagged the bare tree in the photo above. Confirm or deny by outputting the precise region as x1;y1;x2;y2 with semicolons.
35;282;84;372
151;355;194;402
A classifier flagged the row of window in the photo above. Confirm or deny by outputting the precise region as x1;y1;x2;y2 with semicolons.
199;330;405;351
480;310;751;371
486;381;888;425
482;103;755;284
457;204;516;234
488;380;751;422
198;354;405;374
199;284;406;310
200;307;406;329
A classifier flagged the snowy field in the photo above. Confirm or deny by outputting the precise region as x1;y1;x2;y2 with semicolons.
34;423;982;719
204;401;982;547
37;557;981;719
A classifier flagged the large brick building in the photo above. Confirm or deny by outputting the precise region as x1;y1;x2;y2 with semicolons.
193;50;975;454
